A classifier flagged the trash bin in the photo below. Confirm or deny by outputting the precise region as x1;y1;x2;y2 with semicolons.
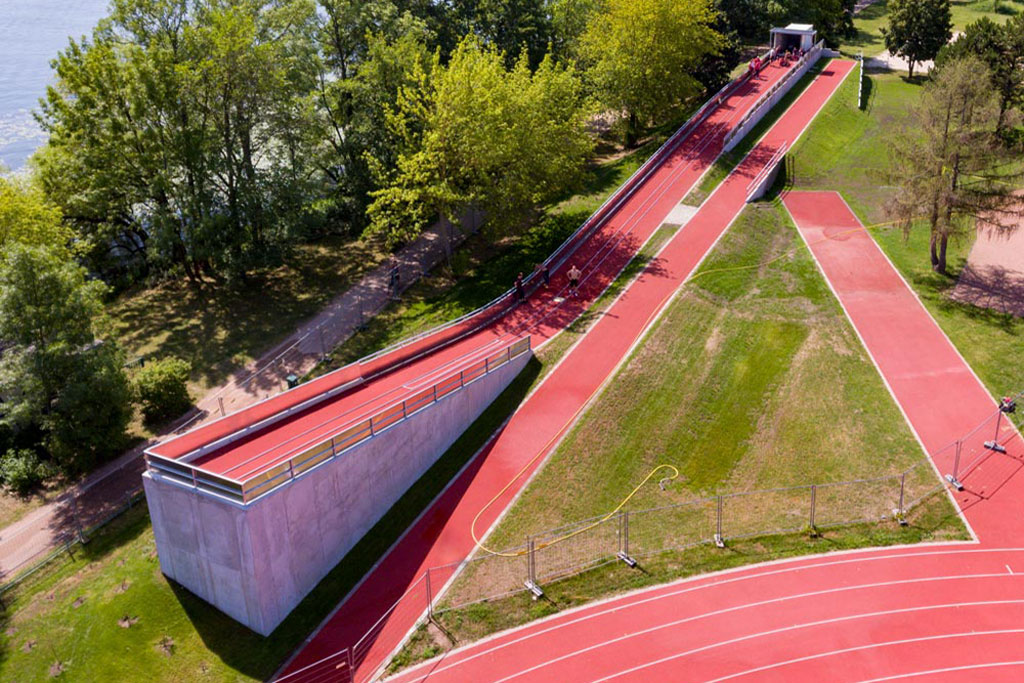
286;373;300;389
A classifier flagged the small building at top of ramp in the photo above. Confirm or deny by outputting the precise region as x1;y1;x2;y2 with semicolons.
771;24;818;53
143;332;532;636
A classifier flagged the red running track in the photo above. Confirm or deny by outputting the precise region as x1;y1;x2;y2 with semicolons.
180;59;797;482
276;60;856;683
385;179;1024;682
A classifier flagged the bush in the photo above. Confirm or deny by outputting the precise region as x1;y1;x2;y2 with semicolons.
133;357;193;424
0;448;54;495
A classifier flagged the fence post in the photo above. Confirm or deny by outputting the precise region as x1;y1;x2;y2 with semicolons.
946;440;964;491
897;472;907;525
70;495;86;544
714;496;725;548
347;648;356;681
425;569;433;621
809;485;817;532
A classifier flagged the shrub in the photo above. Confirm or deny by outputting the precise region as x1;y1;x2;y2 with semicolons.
133;357;193;424
0;448;54;495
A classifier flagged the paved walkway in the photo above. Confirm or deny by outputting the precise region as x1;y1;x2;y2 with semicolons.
0;216;471;579
380;187;1024;683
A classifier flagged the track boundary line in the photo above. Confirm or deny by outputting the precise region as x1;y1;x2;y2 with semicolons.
587;599;1024;683
858;660;1024;682
704;629;1024;682
780;194;978;542
401;562;1020;681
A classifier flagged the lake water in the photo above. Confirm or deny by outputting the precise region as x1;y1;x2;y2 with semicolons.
0;0;110;170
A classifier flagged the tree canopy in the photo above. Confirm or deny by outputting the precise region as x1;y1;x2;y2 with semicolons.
883;0;952;78
885;56;1023;274
936;15;1024;132
581;0;723;146
367;37;592;246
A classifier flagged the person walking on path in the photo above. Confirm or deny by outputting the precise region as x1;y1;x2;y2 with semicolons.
568;264;582;297
515;272;525;302
537;263;550;288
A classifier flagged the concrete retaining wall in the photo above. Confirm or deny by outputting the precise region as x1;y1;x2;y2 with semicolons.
723;46;825;154
144;349;532;635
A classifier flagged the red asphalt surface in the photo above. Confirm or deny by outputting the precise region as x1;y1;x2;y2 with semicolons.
182;61;796;483
384;185;1024;682
277;61;856;683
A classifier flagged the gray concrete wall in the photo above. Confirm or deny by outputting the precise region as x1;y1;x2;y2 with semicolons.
144;349;531;635
723;45;824;154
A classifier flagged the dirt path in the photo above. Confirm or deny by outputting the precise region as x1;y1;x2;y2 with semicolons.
950;198;1024;317
0;216;470;581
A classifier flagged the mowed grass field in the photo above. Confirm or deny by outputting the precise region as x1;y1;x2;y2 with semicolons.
391;200;968;671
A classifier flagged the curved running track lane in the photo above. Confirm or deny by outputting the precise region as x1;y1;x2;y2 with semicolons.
274;60;847;683
384;176;1024;682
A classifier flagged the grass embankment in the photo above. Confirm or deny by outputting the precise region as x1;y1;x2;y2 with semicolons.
390;199;968;671
785;67;1024;397
842;0;1024;59
683;59;827;206
0;188;680;682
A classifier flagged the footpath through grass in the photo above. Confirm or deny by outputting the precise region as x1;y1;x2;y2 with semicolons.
389;200;968;672
0;199;680;683
786;67;1024;398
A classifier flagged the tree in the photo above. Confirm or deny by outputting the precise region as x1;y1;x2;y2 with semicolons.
885;56;1024;274
0;176;72;254
366;37;592;247
36;0;323;283
936;15;1024;132
883;0;952;78
581;0;722;145
0;244;132;472
133;357;193;424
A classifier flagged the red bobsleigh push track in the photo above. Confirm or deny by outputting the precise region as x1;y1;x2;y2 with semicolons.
276;59;856;682
385;190;1024;682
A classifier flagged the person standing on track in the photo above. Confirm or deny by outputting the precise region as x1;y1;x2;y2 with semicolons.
515;272;525;302
568;264;582;297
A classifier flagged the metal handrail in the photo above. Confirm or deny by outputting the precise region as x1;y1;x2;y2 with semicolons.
147;336;532;504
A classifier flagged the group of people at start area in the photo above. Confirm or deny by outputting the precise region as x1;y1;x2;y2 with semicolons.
747;44;806;77
514;263;583;302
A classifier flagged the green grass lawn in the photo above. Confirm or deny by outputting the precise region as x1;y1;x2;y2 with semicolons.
786;67;1024;398
389;200;967;672
841;0;1023;59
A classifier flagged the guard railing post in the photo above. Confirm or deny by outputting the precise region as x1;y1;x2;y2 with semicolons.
898;472;907;524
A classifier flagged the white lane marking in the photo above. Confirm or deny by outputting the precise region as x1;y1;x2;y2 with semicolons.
1009;564;1014;574
781;194;978;543
859;660;1024;682
586;599;1024;683
703;629;1024;682
395;548;1024;681
484;574;1022;683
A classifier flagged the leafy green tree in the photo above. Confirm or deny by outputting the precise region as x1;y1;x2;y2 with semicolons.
0;449;55;495
36;0;322;283
0;245;132;472
367;37;592;247
0;176;71;254
581;0;722;145
936;15;1024;132
883;0;952;78
885;56;1023;274
133;357;193;424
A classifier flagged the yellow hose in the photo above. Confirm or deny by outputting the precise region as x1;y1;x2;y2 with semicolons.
470;210;914;558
